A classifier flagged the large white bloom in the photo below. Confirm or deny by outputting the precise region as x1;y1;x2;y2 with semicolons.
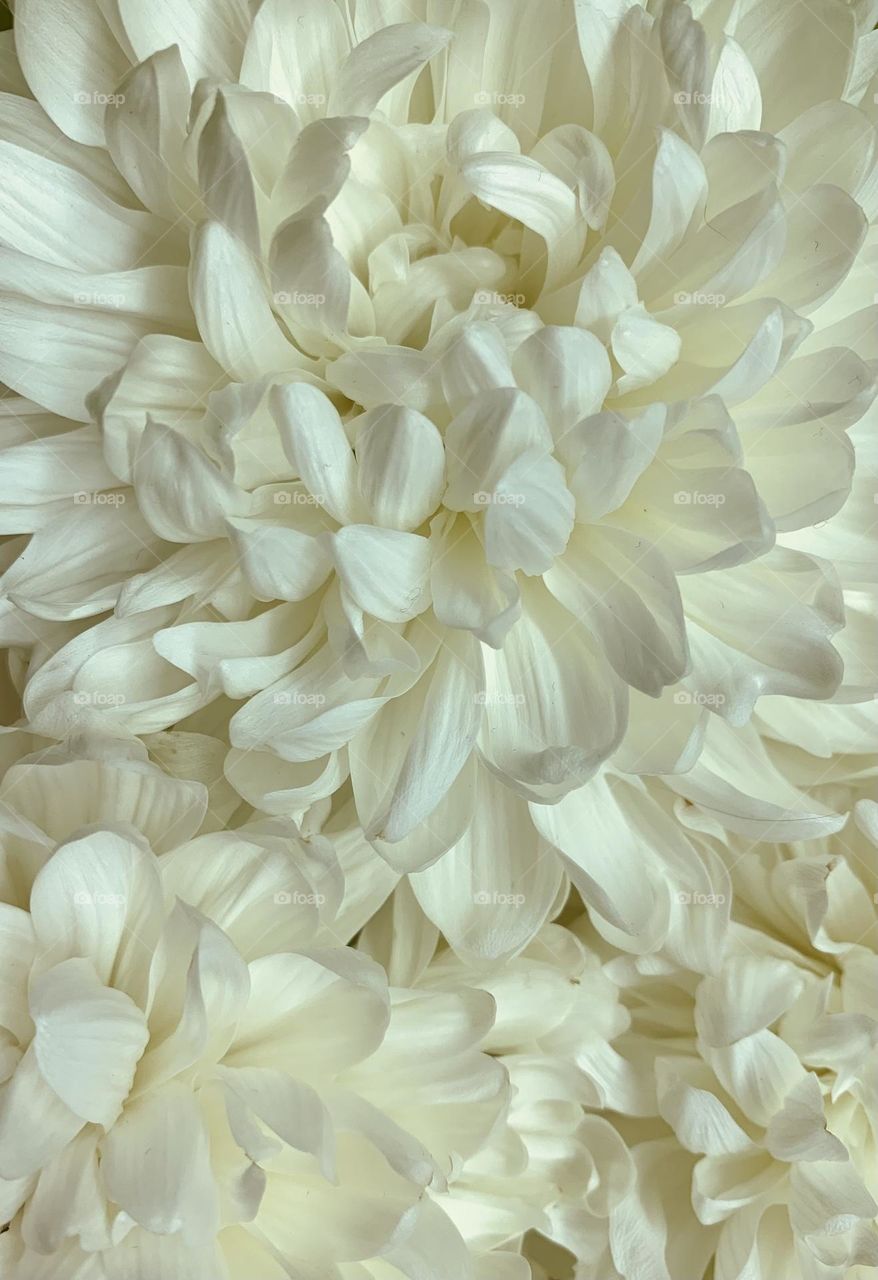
359;894;639;1274
0;0;876;959
600;772;878;1280
0;743;533;1278
0;738;644;1279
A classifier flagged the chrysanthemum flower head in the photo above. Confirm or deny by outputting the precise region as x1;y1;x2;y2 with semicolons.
0;0;876;964
604;777;878;1280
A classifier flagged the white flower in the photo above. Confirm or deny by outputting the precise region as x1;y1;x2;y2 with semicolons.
0;0;875;962
0;745;526;1279
359;894;638;1275
603;789;878;1280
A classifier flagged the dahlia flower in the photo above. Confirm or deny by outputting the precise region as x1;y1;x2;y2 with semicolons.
602;781;878;1280
0;0;875;967
0;736;649;1278
0;741;533;1277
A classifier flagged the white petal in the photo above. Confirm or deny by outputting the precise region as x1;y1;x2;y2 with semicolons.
695;956;805;1049
271;382;364;524
656;1061;754;1157
270;205;353;338
355;405;445;532
765;1075;848;1164
706;1029;805;1128
789;1160;877;1239
105;46;192;221
532;773;662;941
240;0;348;120
195;89;260;258
0;1045;84;1179
225;514;332;604
1;755;206;854
411;767;563;962
574;246;639;341
546;525;688;696
735;0;854;132
134;419;247;543
329;525;432;623
631;130;707;277
29;829;164;1002
116;0;254;82
430;515;520;648
567;405;664;522
0;142;166;272
21;1130;112;1255
611;306;682;395
444;387;552;512
190;221;298;381
512;325;612;444
482;449;576;576
440;321;516;409
356;627;482;851
101;1083;220;1245
229;948;389;1081
478;581;627;800
330;23;452;116
460;153;584;291
31;958;148;1126
15;0;128;145
681;549;844;720
666;717;846;842
220;1065;335;1179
